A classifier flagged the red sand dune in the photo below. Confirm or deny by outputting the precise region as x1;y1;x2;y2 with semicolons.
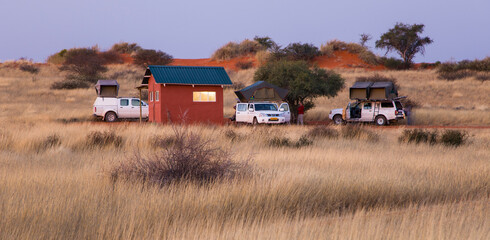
170;51;385;71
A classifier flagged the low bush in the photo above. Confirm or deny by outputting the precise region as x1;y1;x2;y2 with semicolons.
440;130;467;147
110;42;142;54
295;135;313;148
58;47;107;85
110;127;251;186
109;69;140;81
341;125;379;142
398;129;438;145
86;131;123;148
379;57;406;70
46;49;67;64
211;39;264;61
281;42;321;61
50;80;90;89
19;64;39;74
99;51;124;64
133;49;173;67
437;58;490;80
320;40;379;65
34;134;61;153
235;61;253;70
307;126;339;139
399;129;467;147
269;137;292;147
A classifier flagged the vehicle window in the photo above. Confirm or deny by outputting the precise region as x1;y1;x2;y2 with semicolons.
363;103;372;109
120;99;129;106
255;104;278;111
394;101;403;110
141;101;147;106
131;99;141;106
381;102;394;108
280;104;289;111
237;104;247;112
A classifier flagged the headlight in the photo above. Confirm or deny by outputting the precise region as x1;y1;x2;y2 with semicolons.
259;113;266;117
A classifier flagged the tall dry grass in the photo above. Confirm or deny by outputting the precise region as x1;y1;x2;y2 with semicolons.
0;64;489;239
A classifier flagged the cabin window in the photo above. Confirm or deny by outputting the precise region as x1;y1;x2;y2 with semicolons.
193;91;216;102
150;92;153;102
120;99;129;106
156;91;159;101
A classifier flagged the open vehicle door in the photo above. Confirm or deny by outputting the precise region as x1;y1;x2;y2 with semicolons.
279;103;291;123
235;103;248;123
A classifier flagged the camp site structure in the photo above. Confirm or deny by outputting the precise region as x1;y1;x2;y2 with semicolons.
141;66;232;124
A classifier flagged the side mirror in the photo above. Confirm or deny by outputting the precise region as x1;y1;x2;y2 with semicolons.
279;108;285;112
249;108;254;112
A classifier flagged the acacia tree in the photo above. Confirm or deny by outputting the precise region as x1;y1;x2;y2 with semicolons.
254;60;344;120
375;23;433;68
59;48;107;84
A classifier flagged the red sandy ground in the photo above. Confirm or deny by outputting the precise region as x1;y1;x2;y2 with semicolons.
170;51;385;71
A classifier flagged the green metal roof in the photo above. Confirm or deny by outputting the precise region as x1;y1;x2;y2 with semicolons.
146;65;232;85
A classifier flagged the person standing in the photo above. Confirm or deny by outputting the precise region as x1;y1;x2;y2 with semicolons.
297;103;304;125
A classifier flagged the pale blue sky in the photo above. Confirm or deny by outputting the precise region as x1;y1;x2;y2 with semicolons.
0;0;489;62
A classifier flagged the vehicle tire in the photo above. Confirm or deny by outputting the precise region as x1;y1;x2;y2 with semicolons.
375;115;387;126
105;112;117;122
252;117;258;125
333;115;344;125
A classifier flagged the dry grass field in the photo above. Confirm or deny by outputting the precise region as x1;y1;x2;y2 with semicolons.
0;64;489;239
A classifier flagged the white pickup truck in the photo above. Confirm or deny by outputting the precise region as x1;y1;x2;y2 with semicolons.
93;97;148;122
329;99;404;125
235;102;291;124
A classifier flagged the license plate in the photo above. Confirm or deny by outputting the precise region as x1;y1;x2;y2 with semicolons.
270;117;278;121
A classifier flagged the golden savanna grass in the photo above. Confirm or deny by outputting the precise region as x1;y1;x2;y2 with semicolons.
0;64;489;239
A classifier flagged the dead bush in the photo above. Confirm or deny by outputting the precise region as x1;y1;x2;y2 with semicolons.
86;131;122;148
50;80;90;89
34;134;61;153
99;51;124;64
19;64;39;74
268;137;292;147
150;135;177;149
295;135;313;148
398;129;438;145
110;127;252;186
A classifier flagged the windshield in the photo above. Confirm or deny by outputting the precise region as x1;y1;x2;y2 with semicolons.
254;104;278;111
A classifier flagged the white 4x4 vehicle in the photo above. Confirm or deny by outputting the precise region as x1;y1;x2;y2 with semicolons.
329;100;404;125
235;102;291;124
93;97;148;122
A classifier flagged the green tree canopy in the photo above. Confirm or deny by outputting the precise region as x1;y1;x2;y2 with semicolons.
375;23;433;68
254;60;344;119
59;48;107;84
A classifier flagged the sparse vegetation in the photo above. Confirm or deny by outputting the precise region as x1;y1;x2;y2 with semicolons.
86;130;123;149
320;40;379;65
341;125;379;142
212;39;264;61
399;129;467;147
110;42;142;54
235;61;253;70
437;58;490;80
307;126;339;139
19;63;39;74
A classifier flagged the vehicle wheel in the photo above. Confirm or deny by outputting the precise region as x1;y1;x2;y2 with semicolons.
375;115;387;126
333;115;344;125
252;117;258;125
105;112;117;122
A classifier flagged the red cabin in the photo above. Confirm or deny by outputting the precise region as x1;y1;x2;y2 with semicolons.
141;66;232;124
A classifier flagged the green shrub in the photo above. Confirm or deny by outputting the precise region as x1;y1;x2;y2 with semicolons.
133;49;173;67
281;42;320;61
212;39;264;61
379;57;406;70
46;49;67;64
58;48;107;85
440;130;467;147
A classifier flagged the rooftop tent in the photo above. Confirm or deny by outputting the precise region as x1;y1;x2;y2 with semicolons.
235;81;288;102
369;81;398;100
95;80;119;97
349;81;373;100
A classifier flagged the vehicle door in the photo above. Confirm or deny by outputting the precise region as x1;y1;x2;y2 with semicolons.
131;99;146;118
247;103;255;123
235;103;248;123
279;103;291;123
345;103;351;120
118;98;132;118
361;102;374;122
